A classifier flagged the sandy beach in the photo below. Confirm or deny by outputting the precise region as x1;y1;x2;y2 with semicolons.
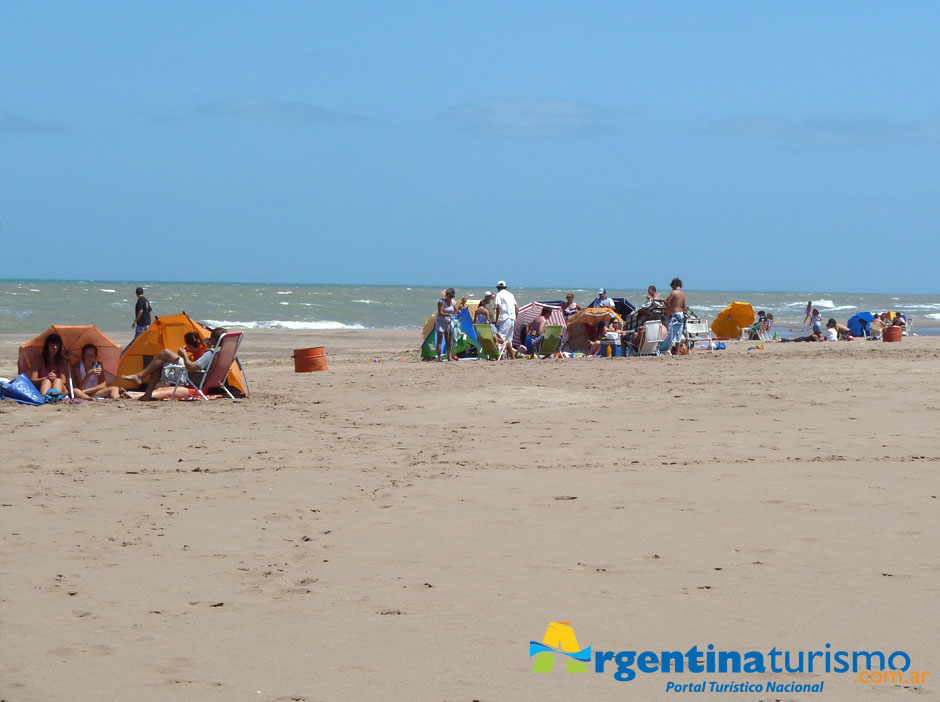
1;329;938;701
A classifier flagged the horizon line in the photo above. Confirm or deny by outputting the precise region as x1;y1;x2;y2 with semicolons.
1;277;937;297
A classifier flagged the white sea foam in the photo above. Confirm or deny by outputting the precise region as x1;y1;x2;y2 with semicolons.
925;313;940;320
276;291;292;295
825;305;858;312
279;301;289;305
99;289;116;293
29;289;40;292
203;319;366;330
354;299;377;304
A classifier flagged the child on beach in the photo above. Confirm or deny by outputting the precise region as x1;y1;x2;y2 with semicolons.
810;309;822;334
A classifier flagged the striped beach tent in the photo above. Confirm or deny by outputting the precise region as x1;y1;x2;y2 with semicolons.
513;301;567;346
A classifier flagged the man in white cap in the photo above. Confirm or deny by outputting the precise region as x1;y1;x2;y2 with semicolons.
597;288;614;308
493;281;518;349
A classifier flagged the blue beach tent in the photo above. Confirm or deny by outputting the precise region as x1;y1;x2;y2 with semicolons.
847;312;875;337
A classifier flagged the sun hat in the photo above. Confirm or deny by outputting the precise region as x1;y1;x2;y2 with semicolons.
598;288;605;294
484;290;493;297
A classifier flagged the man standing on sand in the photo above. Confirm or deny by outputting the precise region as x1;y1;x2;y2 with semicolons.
659;277;687;356
493;281;518;350
132;287;152;340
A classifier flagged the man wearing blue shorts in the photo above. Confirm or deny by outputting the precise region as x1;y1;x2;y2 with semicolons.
659;277;687;356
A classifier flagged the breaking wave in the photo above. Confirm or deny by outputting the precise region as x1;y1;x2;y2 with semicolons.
202;319;366;330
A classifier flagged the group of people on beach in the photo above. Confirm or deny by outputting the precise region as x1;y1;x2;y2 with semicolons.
782;305;908;343
434;278;688;359
25;285;232;402
29;326;229;402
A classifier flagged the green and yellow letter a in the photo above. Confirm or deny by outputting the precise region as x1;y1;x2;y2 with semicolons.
532;622;588;673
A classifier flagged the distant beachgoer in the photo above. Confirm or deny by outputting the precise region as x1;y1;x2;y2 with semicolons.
810;308;822;334
474;296;493;324
824;319;839;342
494;281;518;349
525;307;552;355
765;313;775;337
481;291;497;321
72;344;122;399
456;296;469;313
562;293;581;319
833;320;852;339
741;311;766;340
646;285;660;302
659;278;687;355
132;287;152;341
870;315;886;339
803;301;813;324
892;313;907;328
781;329;824;342
596;289;614;308
30;333;69;396
121;327;225;400
435;288;459;362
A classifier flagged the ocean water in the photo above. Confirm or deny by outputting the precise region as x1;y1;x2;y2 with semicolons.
1;279;938;335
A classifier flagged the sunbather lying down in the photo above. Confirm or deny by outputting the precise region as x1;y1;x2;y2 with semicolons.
121;327;225;401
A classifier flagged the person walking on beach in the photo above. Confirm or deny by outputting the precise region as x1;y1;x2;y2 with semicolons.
493;281;518;350
132;287;152;340
803;300;813;325
659;278;687;356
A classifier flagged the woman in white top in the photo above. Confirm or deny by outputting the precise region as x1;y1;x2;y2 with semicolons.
72;344;122;399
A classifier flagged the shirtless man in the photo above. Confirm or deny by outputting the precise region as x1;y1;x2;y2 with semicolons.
659;277;688;355
524;307;552;355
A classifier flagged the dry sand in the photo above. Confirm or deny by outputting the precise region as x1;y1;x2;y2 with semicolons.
1;330;938;701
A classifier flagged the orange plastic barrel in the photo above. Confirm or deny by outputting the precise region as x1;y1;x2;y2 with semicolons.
293;347;328;372
883;327;902;343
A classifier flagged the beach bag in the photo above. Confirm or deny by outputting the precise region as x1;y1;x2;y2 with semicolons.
161;360;189;385
0;373;46;405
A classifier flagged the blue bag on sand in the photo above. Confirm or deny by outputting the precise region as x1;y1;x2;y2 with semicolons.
0;373;46;405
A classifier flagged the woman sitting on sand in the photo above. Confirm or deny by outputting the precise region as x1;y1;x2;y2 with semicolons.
72;344;123;400
30;333;70;396
121;327;224;400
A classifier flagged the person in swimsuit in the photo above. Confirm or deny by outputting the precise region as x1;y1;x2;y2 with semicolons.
525;307;552;355
562;293;580;319
436;288;459;361
30;333;70;396
72;344;122;399
646;285;660;302
473;292;493;324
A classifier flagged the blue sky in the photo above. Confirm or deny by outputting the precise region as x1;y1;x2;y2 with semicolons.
2;1;938;292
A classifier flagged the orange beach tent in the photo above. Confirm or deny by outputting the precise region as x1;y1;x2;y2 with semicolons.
117;313;249;396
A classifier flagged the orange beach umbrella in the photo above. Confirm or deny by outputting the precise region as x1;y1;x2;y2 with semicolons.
18;325;122;385
711;302;755;339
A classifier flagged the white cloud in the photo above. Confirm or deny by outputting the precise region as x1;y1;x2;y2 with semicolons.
199;97;363;127
441;98;614;136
